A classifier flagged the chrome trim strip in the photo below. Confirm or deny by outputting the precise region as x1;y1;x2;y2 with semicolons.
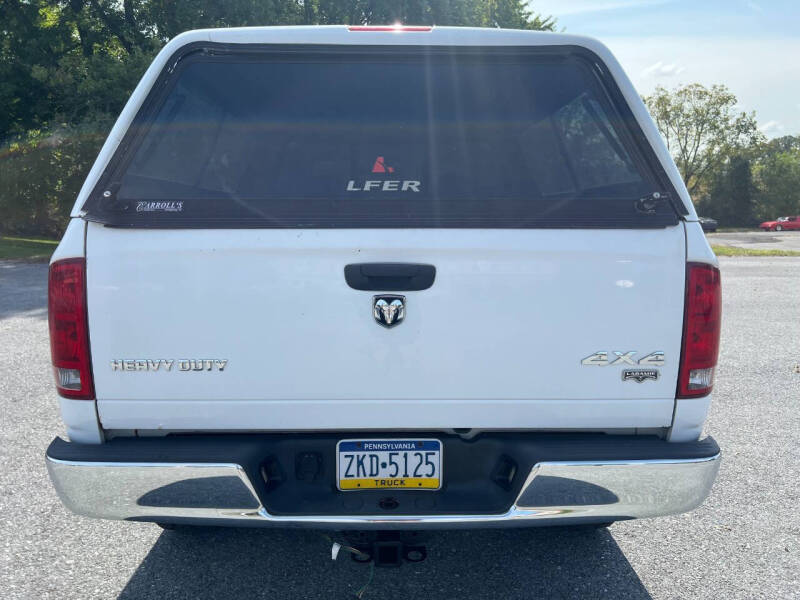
46;453;720;528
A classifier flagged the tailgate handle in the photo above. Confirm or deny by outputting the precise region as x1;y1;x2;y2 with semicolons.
344;263;436;291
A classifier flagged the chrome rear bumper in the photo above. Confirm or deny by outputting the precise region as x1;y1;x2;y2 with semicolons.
46;441;720;529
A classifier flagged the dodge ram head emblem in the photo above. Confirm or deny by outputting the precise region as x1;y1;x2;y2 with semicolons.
373;295;405;328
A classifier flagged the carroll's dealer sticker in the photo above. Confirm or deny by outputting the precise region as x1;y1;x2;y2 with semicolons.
136;201;183;212
337;439;442;490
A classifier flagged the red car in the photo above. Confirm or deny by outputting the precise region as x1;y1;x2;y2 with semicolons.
760;216;800;231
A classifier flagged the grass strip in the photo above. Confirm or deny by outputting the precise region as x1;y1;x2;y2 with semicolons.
0;236;58;260
712;245;800;257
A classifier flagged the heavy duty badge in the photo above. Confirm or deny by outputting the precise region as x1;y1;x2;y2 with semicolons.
110;359;228;371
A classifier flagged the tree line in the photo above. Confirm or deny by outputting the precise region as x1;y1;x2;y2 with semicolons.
644;84;800;227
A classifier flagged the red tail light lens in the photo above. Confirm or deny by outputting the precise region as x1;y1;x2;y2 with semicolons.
48;258;94;399
677;263;721;398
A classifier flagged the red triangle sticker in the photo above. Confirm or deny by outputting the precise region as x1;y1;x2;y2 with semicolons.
371;156;394;173
372;156;386;173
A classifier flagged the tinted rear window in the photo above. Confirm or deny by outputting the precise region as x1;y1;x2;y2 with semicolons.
84;45;679;228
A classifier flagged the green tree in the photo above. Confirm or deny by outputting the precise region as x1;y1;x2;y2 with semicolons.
144;0;304;40
701;155;757;227
0;118;111;236
312;0;555;29
643;83;764;198
752;148;800;221
761;134;800;155
0;0;161;137
473;0;556;29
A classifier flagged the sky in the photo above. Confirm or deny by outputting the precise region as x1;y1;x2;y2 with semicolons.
532;0;800;138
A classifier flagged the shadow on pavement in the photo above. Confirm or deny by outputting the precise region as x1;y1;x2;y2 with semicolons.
0;261;48;320
118;526;651;599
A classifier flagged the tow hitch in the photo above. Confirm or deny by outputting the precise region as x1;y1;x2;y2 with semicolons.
337;531;428;567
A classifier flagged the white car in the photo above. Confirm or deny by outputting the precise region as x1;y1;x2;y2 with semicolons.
45;26;721;545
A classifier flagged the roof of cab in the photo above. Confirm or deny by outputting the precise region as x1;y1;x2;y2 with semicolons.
180;25;601;49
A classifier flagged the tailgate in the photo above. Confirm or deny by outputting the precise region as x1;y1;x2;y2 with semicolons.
88;223;686;430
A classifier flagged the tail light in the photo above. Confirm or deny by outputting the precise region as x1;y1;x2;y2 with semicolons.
48;258;94;399
677;263;721;398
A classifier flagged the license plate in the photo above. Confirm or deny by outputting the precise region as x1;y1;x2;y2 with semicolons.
337;439;442;491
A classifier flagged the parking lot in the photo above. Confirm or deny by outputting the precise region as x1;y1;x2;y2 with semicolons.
707;230;800;252
1;257;798;599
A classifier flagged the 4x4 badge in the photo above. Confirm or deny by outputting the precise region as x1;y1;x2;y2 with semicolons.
373;295;405;328
581;351;665;367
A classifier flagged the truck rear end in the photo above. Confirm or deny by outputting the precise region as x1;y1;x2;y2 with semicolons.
45;26;721;530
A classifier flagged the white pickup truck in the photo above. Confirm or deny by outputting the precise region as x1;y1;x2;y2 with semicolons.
45;26;721;535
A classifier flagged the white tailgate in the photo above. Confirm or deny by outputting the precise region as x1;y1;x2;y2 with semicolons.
88;222;685;430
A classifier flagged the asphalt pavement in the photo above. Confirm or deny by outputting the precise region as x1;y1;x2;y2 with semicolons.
1;257;798;599
707;230;800;251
